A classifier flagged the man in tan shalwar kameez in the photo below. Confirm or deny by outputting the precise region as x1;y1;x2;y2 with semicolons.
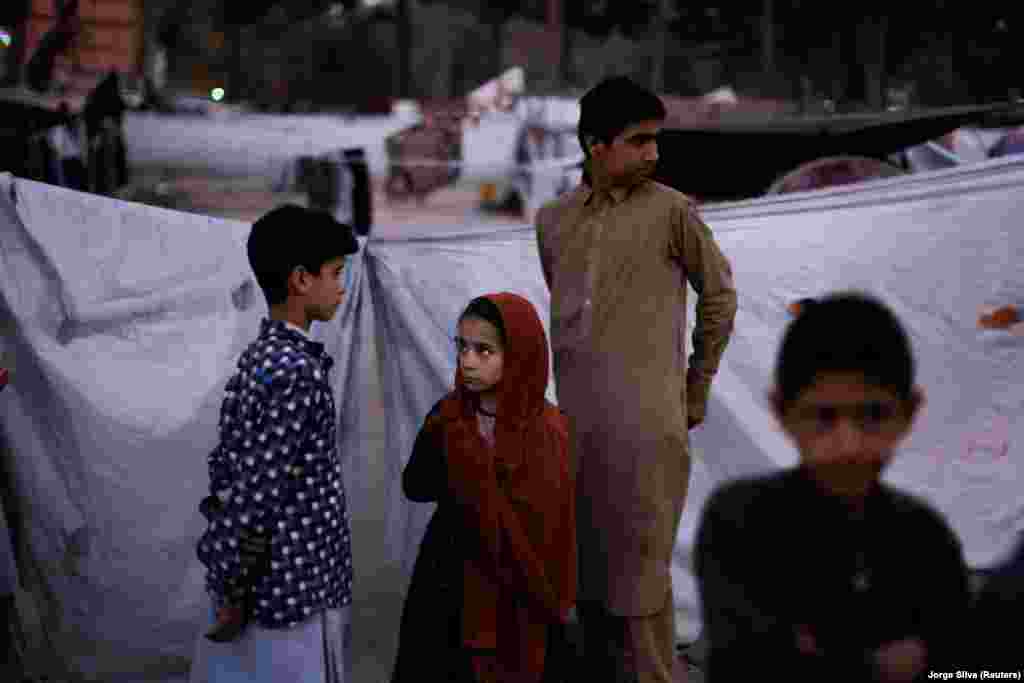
535;77;737;683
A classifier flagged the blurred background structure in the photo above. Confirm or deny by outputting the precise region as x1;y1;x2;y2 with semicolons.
1;2;1023;266
2;1;1022;112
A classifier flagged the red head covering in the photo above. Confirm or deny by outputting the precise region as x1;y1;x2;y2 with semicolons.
440;292;576;682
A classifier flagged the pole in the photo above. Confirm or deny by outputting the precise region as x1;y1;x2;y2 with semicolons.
761;0;775;79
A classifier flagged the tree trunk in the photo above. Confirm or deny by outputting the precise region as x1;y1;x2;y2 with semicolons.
396;0;412;98
557;0;571;88
831;26;845;109
761;0;775;81
491;12;504;81
864;14;887;110
650;0;670;93
230;23;243;102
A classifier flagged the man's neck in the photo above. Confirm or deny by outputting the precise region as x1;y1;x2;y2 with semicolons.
585;160;639;196
585;160;615;192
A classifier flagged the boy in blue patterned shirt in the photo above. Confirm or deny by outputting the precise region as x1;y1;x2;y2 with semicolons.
197;205;359;643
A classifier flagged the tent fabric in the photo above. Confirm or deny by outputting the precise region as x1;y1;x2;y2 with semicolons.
1;157;1023;680
0;480;17;596
904;127;1012;173
124;110;584;190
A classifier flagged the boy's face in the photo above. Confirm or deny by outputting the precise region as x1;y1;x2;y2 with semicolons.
589;119;661;187
772;372;923;501
296;256;347;323
455;317;504;396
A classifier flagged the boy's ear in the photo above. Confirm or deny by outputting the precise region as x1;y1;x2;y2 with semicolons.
287;266;311;295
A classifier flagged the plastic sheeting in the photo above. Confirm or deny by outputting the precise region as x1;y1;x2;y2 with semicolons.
369;159;1024;644
124;110;585;191
0;173;371;681
0;157;1022;680
0;483;16;596
904;127;1012;172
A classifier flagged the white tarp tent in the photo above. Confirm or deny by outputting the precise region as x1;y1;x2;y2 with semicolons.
0;173;373;681
467;67;526;117
122;112;416;183
904;127;1010;172
1;156;1022;681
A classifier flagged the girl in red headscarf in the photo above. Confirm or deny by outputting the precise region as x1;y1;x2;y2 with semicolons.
391;293;577;683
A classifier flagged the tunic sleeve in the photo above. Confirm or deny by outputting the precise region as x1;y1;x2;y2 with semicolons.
696;484;798;679
207;372;244;503
968;535;1024;669
670;201;738;422
912;509;971;672
535;206;555;291
402;398;448;503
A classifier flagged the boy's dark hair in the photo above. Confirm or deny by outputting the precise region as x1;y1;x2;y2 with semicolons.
247;204;359;306
775;292;915;407
577;76;667;161
459;296;507;346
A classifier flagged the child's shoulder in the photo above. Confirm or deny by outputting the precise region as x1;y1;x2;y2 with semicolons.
234;333;323;389
878;483;958;538
705;469;793;519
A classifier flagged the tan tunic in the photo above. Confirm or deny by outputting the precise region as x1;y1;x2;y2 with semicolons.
536;179;737;616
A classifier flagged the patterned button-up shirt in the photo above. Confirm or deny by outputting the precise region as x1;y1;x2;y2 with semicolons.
197;318;353;629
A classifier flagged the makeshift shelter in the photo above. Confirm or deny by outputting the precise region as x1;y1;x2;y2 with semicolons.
989;127;1024;158
0;156;1022;681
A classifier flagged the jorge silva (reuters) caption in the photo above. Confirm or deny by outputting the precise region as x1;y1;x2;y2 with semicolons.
928;672;1023;680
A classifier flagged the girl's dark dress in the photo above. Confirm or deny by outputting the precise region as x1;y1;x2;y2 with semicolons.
390;398;474;682
390;400;573;683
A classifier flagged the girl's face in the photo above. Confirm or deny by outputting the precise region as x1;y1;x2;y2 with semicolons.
772;371;923;501
455;317;504;395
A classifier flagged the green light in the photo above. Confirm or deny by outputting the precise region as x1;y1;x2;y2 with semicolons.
0;30;12;48
211;87;225;102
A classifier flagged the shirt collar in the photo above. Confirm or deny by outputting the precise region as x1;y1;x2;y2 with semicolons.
283;321;312;340
260;319;327;359
581;181;639;208
791;466;886;521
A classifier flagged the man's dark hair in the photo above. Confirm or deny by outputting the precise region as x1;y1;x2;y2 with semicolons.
775;292;916;408
459;296;507;346
247;204;359;306
577;76;667;161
